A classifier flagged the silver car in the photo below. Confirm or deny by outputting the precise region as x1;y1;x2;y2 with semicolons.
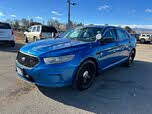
0;22;15;47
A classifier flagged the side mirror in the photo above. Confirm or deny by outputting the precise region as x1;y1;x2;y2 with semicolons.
101;37;115;43
96;34;102;40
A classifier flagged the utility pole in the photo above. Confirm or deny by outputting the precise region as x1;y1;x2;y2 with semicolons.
67;0;71;29
67;0;76;29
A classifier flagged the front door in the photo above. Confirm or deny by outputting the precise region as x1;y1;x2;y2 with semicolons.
97;28;120;70
26;27;32;39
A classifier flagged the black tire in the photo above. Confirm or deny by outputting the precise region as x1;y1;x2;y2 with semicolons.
24;35;28;43
33;36;38;42
140;38;145;44
124;49;136;67
73;60;97;91
10;41;15;47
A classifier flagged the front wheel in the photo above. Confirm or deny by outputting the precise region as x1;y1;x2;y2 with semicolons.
124;49;136;67
140;39;145;44
73;60;97;91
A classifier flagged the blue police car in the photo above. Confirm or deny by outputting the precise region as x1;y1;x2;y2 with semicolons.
16;26;136;90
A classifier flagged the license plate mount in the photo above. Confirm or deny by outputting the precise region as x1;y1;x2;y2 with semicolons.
16;67;23;76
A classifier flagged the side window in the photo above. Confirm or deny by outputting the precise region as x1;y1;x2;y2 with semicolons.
82;29;95;38
104;29;116;40
32;27;36;32
28;27;32;32
142;35;145;37
116;29;129;40
37;26;40;32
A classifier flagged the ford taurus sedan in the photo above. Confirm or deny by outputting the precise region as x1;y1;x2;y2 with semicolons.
16;26;136;91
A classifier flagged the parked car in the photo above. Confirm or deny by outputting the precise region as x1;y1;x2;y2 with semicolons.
139;33;152;44
131;33;140;41
24;25;57;42
0;22;15;47
16;26;136;91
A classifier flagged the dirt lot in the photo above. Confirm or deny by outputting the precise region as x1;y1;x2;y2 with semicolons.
0;36;152;114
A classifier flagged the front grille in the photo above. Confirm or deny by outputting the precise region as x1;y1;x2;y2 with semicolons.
17;52;39;68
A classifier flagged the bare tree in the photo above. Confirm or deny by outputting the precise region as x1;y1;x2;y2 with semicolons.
12;20;20;30
124;26;136;34
47;20;61;30
21;18;30;30
4;18;84;32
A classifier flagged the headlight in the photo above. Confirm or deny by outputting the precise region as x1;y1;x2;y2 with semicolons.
44;55;75;64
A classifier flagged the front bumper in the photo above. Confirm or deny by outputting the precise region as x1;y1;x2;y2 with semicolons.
16;61;77;87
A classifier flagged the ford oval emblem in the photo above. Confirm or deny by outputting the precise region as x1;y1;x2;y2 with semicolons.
21;57;26;62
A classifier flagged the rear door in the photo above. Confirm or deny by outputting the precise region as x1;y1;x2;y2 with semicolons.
0;23;12;41
36;26;41;38
116;28;130;60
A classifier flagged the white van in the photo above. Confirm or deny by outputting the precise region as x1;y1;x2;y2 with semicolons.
139;34;152;44
0;22;15;47
24;25;57;42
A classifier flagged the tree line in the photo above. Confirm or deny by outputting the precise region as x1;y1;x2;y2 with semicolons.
5;18;135;34
5;18;84;32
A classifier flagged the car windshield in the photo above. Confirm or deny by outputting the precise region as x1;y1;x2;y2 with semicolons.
64;27;103;42
58;29;73;38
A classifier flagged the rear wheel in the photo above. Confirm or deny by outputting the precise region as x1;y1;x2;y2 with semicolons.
140;38;145;44
33;36;38;42
73;60;96;91
24;35;28;43
124;49;136;67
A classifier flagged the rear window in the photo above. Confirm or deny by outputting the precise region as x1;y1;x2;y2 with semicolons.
0;23;11;29
42;26;57;33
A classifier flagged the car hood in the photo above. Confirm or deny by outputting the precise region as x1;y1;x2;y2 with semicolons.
20;38;91;57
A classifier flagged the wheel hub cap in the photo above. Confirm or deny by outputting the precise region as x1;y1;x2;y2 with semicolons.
83;71;90;83
83;71;90;78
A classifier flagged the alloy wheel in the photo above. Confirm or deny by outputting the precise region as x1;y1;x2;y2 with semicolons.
128;50;135;66
75;61;96;91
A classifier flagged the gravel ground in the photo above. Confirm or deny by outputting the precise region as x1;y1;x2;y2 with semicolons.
0;43;152;114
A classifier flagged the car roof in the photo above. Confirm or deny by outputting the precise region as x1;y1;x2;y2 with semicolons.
31;25;41;27
141;34;152;35
82;25;120;29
